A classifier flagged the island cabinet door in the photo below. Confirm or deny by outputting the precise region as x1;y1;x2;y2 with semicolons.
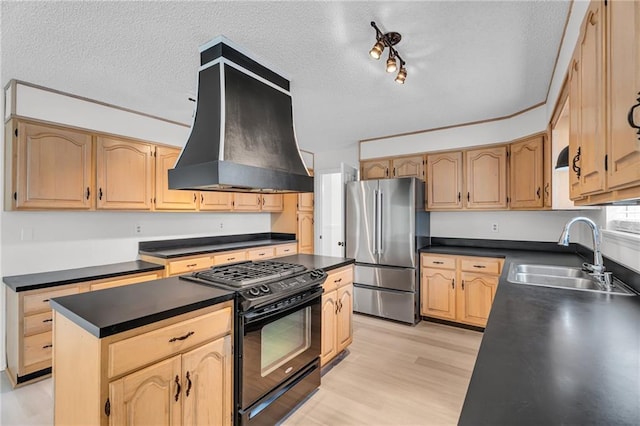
320;291;337;366
182;336;233;426
457;272;498;327
421;269;456;320
109;355;182;426
336;283;353;353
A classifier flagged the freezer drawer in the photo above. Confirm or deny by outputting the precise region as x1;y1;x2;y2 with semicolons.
353;285;417;324
354;264;416;292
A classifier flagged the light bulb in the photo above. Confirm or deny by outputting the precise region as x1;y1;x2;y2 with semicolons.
395;67;407;84
369;41;384;59
386;56;397;73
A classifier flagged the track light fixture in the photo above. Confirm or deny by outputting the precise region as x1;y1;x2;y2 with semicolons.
369;21;407;84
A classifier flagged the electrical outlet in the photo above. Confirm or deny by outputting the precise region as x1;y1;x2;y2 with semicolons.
219;222;224;229
135;224;142;234
491;223;499;232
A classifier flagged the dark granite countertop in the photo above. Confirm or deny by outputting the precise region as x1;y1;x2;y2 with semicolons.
276;253;355;272
50;277;234;338
138;232;296;259
3;261;165;293
421;239;640;425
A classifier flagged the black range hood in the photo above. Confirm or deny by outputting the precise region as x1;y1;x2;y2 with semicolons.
169;37;313;193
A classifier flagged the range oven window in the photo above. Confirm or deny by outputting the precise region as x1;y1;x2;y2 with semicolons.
261;307;311;377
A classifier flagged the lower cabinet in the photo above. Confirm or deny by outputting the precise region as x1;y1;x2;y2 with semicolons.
420;254;503;327
54;301;233;426
4;269;163;387
320;265;354;367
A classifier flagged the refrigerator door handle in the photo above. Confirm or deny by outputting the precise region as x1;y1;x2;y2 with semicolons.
377;190;384;254
372;189;378;255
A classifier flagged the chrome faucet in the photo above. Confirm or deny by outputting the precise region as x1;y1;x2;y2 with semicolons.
558;217;612;290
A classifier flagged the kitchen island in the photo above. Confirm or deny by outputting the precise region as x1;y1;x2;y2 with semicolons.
422;239;640;425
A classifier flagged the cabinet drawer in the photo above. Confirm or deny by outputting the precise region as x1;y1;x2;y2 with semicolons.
275;243;297;257
247;247;275;260
212;251;247;265
24;311;53;336
421;254;456;270
167;256;213;276
23;331;52;367
23;286;80;315
108;307;232;378
90;271;162;291
460;257;503;274
323;266;354;293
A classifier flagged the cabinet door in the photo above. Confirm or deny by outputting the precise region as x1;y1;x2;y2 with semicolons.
426;152;463;209
97;137;153;210
232;193;261;211
391;155;424;179
320;291;337;367
109;355;182;426
421;269;456;320
261;194;284;212
465;146;508;209
510;136;544;209
182;336;232;426
14;122;92;209
199;192;233;211
577;2;606;195
361;159;390;180
297;212;314;254
607;0;640;190
458;272;498;327
336;283;353;353
569;56;584;200
297;192;314;212
155;147;197;210
543;135;552;208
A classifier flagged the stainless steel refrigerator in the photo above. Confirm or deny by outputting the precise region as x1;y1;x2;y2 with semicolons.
346;177;429;324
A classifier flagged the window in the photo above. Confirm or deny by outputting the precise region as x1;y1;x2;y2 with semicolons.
606;206;640;235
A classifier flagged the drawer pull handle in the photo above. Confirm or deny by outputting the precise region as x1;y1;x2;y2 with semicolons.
473;265;486;269
169;331;194;343
42;299;50;303
186;263;197;268
185;371;192;397
43;319;53;323
227;257;236;261
433;261;444;264
42;344;53;349
174;375;181;402
334;278;342;283
284;249;290;252
259;253;265;256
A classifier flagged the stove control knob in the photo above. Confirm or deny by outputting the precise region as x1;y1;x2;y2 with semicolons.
260;284;270;293
248;287;260;297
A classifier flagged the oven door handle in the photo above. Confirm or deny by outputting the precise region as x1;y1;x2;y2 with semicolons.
242;286;323;325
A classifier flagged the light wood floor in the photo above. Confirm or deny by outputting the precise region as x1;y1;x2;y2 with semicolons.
0;314;481;426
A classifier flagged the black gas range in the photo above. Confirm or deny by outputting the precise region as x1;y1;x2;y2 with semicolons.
181;260;326;425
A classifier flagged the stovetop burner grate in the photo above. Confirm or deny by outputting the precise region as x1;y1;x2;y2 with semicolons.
194;260;308;287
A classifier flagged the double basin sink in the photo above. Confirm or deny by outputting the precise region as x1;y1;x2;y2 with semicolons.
507;263;636;296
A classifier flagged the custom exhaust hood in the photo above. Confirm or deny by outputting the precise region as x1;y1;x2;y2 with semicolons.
169;37;313;193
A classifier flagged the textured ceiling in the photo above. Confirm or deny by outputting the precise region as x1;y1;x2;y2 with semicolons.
1;1;571;154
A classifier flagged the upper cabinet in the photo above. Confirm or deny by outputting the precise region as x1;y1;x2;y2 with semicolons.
361;155;425;180
96;136;154;210
261;194;284;212
7;121;93;210
154;146;197;211
427;152;463;209
465;146;508;209
510;135;545;209
199;192;233;211
570;0;640;203
298;193;314;212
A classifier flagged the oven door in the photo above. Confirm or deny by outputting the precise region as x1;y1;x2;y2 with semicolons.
239;286;322;409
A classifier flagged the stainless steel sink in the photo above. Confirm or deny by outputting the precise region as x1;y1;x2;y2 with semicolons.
507;263;636;296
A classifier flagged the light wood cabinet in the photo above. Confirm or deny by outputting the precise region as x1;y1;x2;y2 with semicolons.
54;301;233;426
297;193;314;212
155;147;197;211
297;212;314;254
569;0;640;203
361;159;390;180
4;269;162;387
510;135;545;209
427;151;463;209
391;155;425;179
96;137;154;210
232;193;261;211
321;265;354;367
199;192;233;211
6;121;93;210
420;254;503;328
260;194;284;212
465;146;508;209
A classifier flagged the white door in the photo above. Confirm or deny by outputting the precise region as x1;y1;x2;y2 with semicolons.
315;164;357;257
